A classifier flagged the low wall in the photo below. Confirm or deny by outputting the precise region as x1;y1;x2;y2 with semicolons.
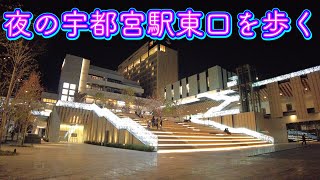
256;112;320;143
207;112;257;131
47;106;143;145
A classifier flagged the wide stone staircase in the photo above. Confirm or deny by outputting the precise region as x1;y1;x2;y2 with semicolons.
116;112;272;153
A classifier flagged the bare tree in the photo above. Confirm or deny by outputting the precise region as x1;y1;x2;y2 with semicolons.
11;72;43;146
145;94;164;117
134;97;145;114
0;4;45;144
0;39;45;145
93;92;106;107
121;88;135;113
74;92;87;103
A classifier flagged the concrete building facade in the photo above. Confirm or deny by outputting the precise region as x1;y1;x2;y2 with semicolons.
58;54;144;105
164;65;236;101
118;41;178;98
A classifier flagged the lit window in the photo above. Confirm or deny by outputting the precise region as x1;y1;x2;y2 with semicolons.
69;90;75;96
117;101;125;106
152;67;154;70
63;82;70;89
68;96;74;102
70;84;76;90
62;89;68;95
141;53;148;61
42;98;57;104
128;64;133;70
186;84;190;93
160;45;166;52
61;95;68;101
152;72;154;76
134;59;140;67
149;46;158;56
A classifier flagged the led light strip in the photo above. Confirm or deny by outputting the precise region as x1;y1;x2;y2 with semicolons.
190;118;274;143
252;65;320;87
56;101;158;149
158;139;261;142
156;135;254;138
158;144;273;153
158;141;267;146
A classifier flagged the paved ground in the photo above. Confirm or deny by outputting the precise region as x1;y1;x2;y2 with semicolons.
0;142;319;179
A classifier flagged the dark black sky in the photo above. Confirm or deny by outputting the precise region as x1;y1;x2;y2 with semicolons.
16;0;320;93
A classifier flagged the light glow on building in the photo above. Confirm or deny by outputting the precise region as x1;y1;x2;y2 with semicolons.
190;118;274;143
252;65;320;87
56;101;158;148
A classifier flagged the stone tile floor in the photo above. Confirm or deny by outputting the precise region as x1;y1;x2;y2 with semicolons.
0;142;319;179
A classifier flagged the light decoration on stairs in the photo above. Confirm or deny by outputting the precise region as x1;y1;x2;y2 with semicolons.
56;101;158;149
196;90;240;117
190;117;274;144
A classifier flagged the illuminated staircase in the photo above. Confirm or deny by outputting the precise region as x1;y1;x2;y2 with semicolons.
116;113;272;153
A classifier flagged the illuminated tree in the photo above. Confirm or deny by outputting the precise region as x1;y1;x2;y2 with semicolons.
134;97;145;114
121;88;135;113
145;93;164;116
10;73;43;146
0;0;45;147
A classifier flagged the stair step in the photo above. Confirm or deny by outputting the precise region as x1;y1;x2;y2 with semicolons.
157;141;268;149
158;139;261;142
157;144;273;153
156;135;255;139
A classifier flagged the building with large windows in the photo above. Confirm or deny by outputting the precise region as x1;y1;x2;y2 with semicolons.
118;41;178;98
163;64;320;143
164;65;236;101
58;54;144;105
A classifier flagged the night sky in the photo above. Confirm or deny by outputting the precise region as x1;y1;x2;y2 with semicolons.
12;1;320;93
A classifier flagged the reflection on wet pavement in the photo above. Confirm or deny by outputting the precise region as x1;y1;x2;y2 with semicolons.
0;142;319;179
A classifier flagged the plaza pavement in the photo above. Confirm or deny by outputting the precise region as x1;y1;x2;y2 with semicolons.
0;142;319;179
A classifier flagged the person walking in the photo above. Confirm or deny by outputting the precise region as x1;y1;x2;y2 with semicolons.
302;134;307;146
160;117;163;129
151;116;155;127
155;118;159;130
147;120;151;129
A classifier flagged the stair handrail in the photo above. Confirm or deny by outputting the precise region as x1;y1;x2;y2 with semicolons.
190;118;274;144
56;101;158;148
121;117;158;148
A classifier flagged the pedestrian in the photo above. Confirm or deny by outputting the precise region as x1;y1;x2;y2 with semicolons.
224;128;231;135
151;116;155;127
147;121;151;129
160;117;163;128
156;118;159;130
302;134;307;145
11;131;15;140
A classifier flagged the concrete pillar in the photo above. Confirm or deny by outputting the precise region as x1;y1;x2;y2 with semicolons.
291;77;308;119
266;82;283;118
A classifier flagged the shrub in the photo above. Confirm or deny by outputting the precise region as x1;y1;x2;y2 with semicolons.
84;141;155;152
